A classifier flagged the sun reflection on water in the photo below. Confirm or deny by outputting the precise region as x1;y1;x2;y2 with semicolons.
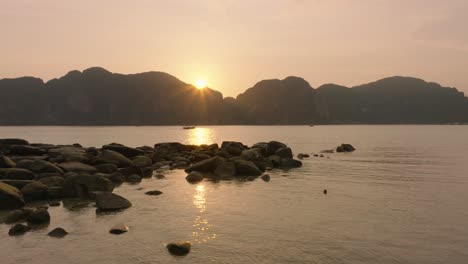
187;127;214;146
192;184;216;243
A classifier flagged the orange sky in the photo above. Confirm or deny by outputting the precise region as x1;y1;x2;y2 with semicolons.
1;0;467;97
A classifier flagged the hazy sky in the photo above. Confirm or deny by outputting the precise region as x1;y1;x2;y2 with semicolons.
1;0;467;97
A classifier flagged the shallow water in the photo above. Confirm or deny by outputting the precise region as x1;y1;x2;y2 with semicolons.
1;125;468;264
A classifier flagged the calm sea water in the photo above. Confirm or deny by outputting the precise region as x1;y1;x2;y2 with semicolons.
1;126;468;264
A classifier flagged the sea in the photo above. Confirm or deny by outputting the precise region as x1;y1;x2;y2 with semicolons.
1;125;467;264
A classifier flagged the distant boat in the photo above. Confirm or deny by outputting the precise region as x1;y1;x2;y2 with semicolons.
183;126;196;129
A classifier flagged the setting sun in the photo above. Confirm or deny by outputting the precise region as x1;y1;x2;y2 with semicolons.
195;79;207;89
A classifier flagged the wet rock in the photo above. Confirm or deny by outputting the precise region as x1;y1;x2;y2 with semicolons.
5;208;33;224
38;176;64;188
86;147;99;156
8;223;31;236
103;144;144;158
9;145;46;156
21;182;48;202
118;166;143;177
127;174;142;184
185;156;224;173
109;224;129;235
234;160;262;176
27;208;50;226
2;168;35;180
167;241;191;256
214;161;236;179
246;176;256;181
97;150;133;168
145;190;163;196
141;167;153;178
59;162;97;174
185;171;204;183
48;227;68;238
0;138;29;146
95;192;132;211
62;174;114;198
132;156;152;168
266;141;287;156
320;149;334;153
323;189;327;194
16;159;64;174
107;172;125;184
267;155;281;167
46;187;64;199
336;144;355;153
275;147;293;159
96;163;118;173
1;179;35;189
280;158;303;169
48;146;89;162
240;148;264;161
0;155;16;168
221;141;245;156
261;174;271;182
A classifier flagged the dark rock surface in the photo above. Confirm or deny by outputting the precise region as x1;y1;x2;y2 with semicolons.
95;192;132;211
166;241;192;256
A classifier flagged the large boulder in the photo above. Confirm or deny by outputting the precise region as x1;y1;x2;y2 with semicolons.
21;182;48;202
234;160;262;176
102;144;144;158
166;241;191;256
97;150;133;168
27;208;50;225
48;146;89;162
275;147;293;159
132;156;153;168
8;145;46;156
59;161;97;174
0;155;16;168
336;144;355;152
0;182;25;210
62;174;114;198
214;161;236;179
2;168;35;180
38;176;64;188
266;141;287;156
35;172;63;180
95;192;132;211
185;156;224;173
16;159;64;174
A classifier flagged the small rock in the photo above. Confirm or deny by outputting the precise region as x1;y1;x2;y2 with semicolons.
323;189;327;194
8;223;31;236
109;224;129;235
145;190;163;196
48;227;68;238
95;192;132;211
336;144;355;153
27;208;50;226
154;174;165;179
261;174;270;182
167;241;191;256
185;171;204;184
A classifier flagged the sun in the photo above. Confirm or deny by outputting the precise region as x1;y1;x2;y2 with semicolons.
195;79;207;89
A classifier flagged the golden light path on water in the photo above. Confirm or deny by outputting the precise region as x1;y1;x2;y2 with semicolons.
187;127;215;146
192;184;216;243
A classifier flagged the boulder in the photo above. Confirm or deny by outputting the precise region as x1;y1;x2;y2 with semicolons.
275;147;293;159
96;163;118;173
59;161;97;174
261;174;271;182
0;138;29;146
46;187;64;199
145;190;163;196
0;179;34;189
234;160;262;176
266;141;287;156
27;208;50;225
141;167;153;178
9;145;46;156
154;174;165;179
8;223;31;236
21;182;48;202
5;208;34;223
48;146;89;162
221;141;245;156
16;159;64;174
0;155;16;168
62;174;114;198
280;158;303;169
95;192;132;211
97;150;133;168
214;161;236;179
118;166;143;177
336;144;355;152
185;156;224;173
267;155;281;167
38;176;64;188
109;224;129;235
166;241;191;256
0;182;25;210
185;171;204;183
107;172;125;184
127;174;142;184
132;156;152;168
48;227;68;238
2;168;35;180
103;144;144;158
240;148;264;161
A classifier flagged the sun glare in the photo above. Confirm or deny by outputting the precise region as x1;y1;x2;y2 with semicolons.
195;79;207;89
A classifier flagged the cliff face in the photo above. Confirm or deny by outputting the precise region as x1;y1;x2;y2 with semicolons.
0;68;467;125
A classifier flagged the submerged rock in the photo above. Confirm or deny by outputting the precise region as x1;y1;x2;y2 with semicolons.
0;182;25;210
109;224;129;235
8;223;31;236
95;192;132;211
145;190;163;196
167;241;191;256
48;227;68;238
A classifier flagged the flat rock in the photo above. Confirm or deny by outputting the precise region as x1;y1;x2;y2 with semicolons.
95;192;132;211
2;168;35;180
48;146;89;162
16;159;64;174
103;144;144;158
